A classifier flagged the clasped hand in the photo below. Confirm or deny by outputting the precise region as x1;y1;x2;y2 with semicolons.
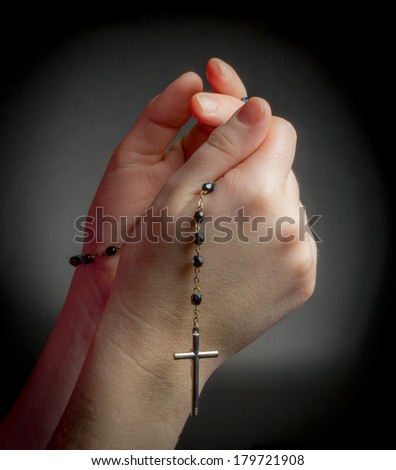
0;58;316;450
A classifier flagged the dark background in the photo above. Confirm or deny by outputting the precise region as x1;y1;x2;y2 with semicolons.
0;11;393;449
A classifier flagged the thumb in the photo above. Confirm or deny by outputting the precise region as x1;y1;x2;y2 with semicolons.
162;97;272;207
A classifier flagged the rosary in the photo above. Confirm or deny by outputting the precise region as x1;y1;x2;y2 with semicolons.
70;181;219;416
174;182;218;416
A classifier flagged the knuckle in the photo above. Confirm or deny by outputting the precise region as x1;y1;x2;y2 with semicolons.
246;184;279;213
233;174;281;213
272;116;297;143
292;272;317;309
206;128;239;159
287;242;317;304
258;180;280;202
292;241;314;276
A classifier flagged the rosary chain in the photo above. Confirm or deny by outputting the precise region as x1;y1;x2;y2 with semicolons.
191;182;216;332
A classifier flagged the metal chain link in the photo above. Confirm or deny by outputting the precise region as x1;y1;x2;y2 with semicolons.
191;185;215;332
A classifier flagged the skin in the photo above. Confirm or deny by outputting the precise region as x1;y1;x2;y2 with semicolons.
0;59;317;450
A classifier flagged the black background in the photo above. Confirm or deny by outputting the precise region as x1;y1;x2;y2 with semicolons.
0;9;393;448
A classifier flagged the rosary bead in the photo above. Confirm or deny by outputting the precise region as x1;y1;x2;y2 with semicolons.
202;182;215;193
194;232;205;245
69;255;83;266
105;245;118;256
194;210;205;223
82;254;95;264
191;293;202;305
192;255;204;267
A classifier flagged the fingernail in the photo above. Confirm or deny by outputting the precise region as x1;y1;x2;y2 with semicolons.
196;94;218;114
237;98;265;125
212;58;227;76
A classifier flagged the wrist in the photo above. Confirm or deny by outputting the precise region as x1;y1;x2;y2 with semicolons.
48;294;219;449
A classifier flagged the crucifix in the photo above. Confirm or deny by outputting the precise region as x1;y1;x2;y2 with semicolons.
174;328;218;416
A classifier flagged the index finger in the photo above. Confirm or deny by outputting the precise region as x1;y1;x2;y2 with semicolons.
115;72;203;160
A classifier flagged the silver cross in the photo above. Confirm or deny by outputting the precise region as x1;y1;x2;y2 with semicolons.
174;329;218;416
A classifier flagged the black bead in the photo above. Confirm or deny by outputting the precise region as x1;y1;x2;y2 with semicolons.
194;232;205;245
202;182;215;193
194;210;205;223
192;255;204;267
105;245;118;256
69;255;83;267
191;292;202;305
82;254;95;264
